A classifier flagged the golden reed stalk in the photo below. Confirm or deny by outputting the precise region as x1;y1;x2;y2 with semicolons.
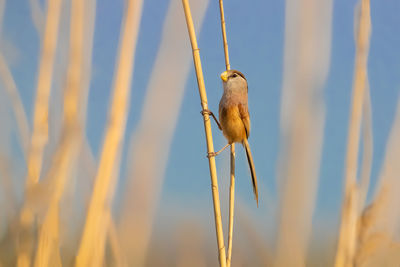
0;0;30;159
182;0;227;266
335;0;371;266
274;0;332;265
75;0;143;265
0;53;30;159
0;1;27;248
219;0;230;71
28;0;44;37
26;0;62;189
15;0;67;265
218;0;235;266
116;1;208;265
227;145;235;267
32;0;88;265
355;99;400;266
357;83;373;213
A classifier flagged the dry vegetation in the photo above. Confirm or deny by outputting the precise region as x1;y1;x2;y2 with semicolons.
0;0;399;266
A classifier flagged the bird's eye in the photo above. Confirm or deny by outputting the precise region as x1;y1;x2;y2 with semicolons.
232;73;237;78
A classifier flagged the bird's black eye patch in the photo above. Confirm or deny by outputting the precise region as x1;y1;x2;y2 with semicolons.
231;73;238;78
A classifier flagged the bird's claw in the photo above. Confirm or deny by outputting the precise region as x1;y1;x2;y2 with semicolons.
201;109;222;130
207;151;217;158
201;109;213;116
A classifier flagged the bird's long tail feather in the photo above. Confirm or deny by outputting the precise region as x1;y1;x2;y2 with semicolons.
243;138;258;206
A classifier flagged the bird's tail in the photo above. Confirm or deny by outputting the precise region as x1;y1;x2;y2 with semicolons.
243;138;258;206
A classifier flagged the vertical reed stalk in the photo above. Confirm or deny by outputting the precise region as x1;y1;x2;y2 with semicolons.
218;0;230;71
0;0;29;158
0;54;30;159
227;145;235;267
357;83;373;213
182;0;226;266
274;0;332;265
355;99;400;266
28;0;44;38
17;0;82;265
218;1;235;265
32;0;87;265
75;0;143;265
335;0;371;266
26;0;62;189
117;1;208;265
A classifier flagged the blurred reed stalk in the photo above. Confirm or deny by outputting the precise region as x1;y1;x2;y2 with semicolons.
32;0;89;265
182;0;227;265
218;0;235;266
75;0;143;266
0;1;31;264
0;55;30;159
117;0;208;265
334;0;371;266
26;0;62;190
0;154;16;226
0;0;29;158
355;98;400;266
13;0;64;265
28;0;45;38
357;83;373;214
351;80;373;266
227;145;235;267
274;0;332;266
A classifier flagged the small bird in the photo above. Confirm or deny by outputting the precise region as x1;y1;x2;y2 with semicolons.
203;69;258;206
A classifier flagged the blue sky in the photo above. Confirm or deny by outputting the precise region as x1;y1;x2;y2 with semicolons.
3;0;400;229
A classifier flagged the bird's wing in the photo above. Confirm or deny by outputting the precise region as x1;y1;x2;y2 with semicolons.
238;103;250;139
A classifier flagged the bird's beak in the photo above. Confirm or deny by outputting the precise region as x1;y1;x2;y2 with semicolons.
220;71;228;82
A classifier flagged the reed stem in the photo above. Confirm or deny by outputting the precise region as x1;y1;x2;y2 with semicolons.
227;144;235;267
26;0;62;189
182;0;226;266
33;0;86;265
335;0;371;266
218;1;235;265
75;0;142;265
219;0;230;71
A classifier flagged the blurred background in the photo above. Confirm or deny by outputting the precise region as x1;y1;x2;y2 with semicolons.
0;0;399;266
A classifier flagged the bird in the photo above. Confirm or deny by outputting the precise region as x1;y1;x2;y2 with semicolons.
202;69;258;206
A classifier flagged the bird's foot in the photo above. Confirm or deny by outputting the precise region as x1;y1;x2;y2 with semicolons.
206;151;217;158
200;109;213;116
201;109;222;130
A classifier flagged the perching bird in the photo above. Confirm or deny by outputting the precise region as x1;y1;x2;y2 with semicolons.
203;69;258;206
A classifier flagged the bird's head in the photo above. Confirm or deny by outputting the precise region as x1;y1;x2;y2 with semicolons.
220;69;247;93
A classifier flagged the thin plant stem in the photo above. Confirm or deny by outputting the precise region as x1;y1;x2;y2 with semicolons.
0;53;30;160
227;144;235;267
32;0;87;265
182;0;227;266
218;0;235;266
28;0;45;38
0;0;30;159
116;2;209;265
335;0;371;266
75;0;143;265
219;0;230;71
357;83;373;213
26;0;63;189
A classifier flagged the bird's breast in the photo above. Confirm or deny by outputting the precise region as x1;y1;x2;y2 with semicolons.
219;105;246;144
